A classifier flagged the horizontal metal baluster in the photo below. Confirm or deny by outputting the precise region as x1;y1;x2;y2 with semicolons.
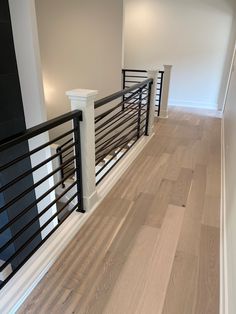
96;126;138;161
95;107;147;146
95;124;139;156
96;132;138;176
96;139;137;185
0;155;76;214
96;135;137;167
95;104;142;138
0;128;76;172
95;96;142;133
0;201;78;290
96;113;139;145
95;88;141;122
95;78;152;108
95;114;147;164
0;191;79;273
0;168;76;235
0;110;82;153
0;180;78;254
0;142;76;193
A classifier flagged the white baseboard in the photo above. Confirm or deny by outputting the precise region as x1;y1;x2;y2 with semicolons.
169;99;218;110
159;109;168;119
0;206;99;314
220;117;228;314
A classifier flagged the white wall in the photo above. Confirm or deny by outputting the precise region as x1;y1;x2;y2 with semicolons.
223;45;236;314
9;0;58;238
35;0;123;138
123;0;236;110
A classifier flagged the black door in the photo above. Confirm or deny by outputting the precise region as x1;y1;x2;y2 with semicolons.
0;0;41;273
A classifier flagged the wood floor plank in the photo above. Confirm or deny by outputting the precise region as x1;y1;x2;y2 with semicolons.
170;168;193;207
133;205;185;314
104;225;160;314
144;179;173;228
73;193;154;313
177;215;201;257
202;195;221;228
194;225;220;314
162;250;198;314
164;146;186;181
184;164;206;221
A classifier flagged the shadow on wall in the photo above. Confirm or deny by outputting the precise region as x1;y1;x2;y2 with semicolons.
179;0;236;13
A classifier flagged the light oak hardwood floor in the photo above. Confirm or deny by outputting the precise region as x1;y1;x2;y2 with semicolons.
18;107;221;314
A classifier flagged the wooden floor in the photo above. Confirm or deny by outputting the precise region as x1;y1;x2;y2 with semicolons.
18;107;221;314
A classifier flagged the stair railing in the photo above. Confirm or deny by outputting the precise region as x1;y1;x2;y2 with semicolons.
94;79;153;184
0;110;83;290
122;65;172;118
65;70;158;211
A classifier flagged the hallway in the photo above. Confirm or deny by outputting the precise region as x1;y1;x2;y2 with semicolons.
18;107;221;314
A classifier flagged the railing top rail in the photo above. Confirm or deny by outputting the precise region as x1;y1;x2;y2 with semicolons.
94;78;153;109
122;68;164;74
0;110;82;152
122;68;147;73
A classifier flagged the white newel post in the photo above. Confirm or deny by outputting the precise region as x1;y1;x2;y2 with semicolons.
147;69;159;135
66;89;98;212
160;65;173;118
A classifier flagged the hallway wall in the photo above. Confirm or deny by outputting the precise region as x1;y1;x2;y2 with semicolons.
35;0;123;139
123;0;236;110
223;44;236;314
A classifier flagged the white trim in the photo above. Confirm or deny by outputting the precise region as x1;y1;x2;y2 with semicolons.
220;117;229;314
0;260;12;282
97;133;154;200
159;109;168;119
169;100;217;110
222;44;236;113
0;206;99;314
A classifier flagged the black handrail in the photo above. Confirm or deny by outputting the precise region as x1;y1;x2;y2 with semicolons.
0;109;84;290
0;110;82;152
94;79;152;108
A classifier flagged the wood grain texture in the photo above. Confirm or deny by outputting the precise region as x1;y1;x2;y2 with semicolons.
162;251;198;314
18;107;221;314
194;225;220;314
133;205;185;314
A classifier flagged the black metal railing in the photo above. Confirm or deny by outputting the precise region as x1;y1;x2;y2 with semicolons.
0;110;83;289
122;69;164;116
56;137;74;188
94;78;153;185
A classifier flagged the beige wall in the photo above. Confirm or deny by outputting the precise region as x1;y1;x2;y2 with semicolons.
123;0;236;110
224;44;236;314
35;0;123;127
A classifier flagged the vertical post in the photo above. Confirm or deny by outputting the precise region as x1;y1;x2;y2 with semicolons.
73;116;85;213
159;65;173;118
66;89;98;212
56;146;65;188
137;88;142;139
158;71;164;117
145;81;152;136
147;69;159;135
122;69;126;111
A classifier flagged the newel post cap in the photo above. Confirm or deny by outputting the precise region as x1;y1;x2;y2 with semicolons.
66;89;98;100
163;65;173;70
